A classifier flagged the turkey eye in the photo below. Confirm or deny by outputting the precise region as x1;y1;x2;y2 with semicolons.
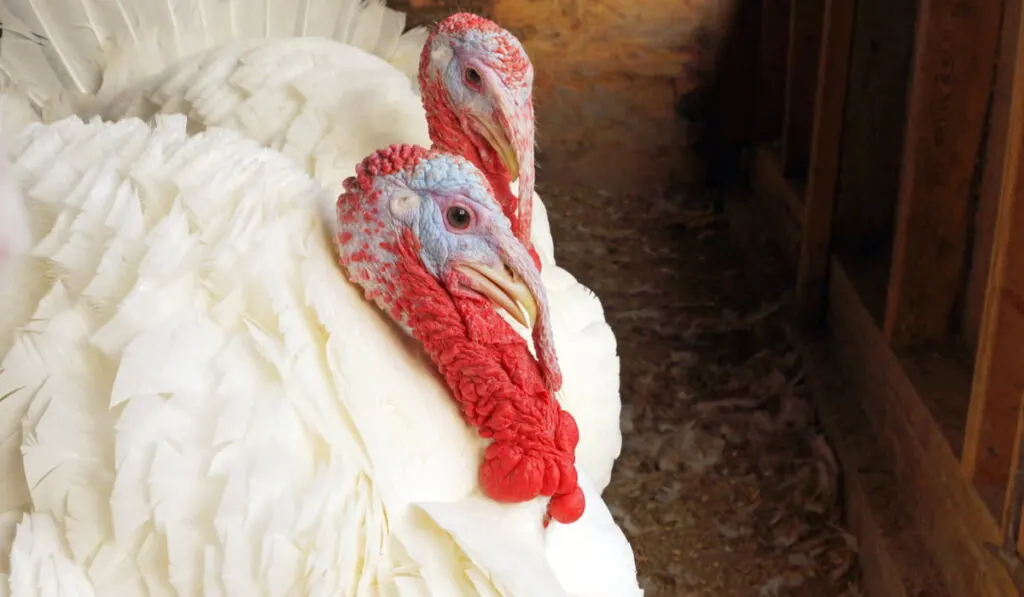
446;205;473;230
465;68;482;88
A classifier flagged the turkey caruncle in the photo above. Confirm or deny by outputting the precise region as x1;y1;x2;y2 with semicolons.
0;0;625;500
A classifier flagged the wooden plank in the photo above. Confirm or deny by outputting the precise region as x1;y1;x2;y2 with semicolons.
828;260;1017;597
793;334;953;597
963;0;1024;489
964;0;1022;353
829;0;918;257
727;159;953;597
1003;397;1024;553
781;0;826;176
883;0;1004;345
794;0;855;326
757;0;792;141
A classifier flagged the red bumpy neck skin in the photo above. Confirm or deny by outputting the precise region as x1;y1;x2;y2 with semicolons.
383;231;584;524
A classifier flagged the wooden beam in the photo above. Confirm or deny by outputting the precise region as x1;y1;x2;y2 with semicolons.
757;0;792;141
1002;396;1024;553
781;0;826;176
883;0;1003;345
793;334;958;597
794;0;855;326
828;261;1017;597
964;0;1022;353
728;125;1015;597
829;0;918;258
963;0;1024;489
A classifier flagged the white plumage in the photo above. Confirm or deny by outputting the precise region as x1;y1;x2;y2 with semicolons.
0;103;30;261
0;113;640;596
0;0;635;594
0;0;623;494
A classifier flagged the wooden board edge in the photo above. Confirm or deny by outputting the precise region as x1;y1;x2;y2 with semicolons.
725;187;951;597
790;330;951;597
827;260;1017;596
727;168;1017;595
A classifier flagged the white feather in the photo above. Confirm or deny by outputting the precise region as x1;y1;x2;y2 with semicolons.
0;0;427;117
1;0;103;92
0;0;630;589
0;113;642;596
0;97;33;265
1;0;619;491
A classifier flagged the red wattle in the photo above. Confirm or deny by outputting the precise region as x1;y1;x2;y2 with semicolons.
548;486;585;524
384;231;582;524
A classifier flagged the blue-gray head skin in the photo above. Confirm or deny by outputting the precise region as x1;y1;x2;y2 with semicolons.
418;13;537;257
335;144;560;390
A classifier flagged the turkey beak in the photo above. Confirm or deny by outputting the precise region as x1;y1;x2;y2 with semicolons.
456;261;537;329
497;235;562;391
473;103;522;182
474;89;536;240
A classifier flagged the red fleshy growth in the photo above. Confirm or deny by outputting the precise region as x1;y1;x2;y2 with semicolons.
435;12;503;35
433;14;530;89
347;144;432;196
337;146;432;244
489;32;531;90
387;228;584;524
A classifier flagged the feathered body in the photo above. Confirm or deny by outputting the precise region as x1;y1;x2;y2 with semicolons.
0;107;30;262
0;0;622;497
0;113;641;596
0;0;634;593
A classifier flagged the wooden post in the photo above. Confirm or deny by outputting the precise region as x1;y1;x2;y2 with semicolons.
794;0;856;325
828;0;919;262
964;0;1022;352
781;0;826;176
963;0;1024;489
1001;395;1024;552
883;0;1003;345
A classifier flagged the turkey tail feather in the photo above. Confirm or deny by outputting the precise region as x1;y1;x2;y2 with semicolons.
0;0;428;114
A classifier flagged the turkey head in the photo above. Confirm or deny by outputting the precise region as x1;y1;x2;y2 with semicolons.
418;13;538;267
335;144;583;525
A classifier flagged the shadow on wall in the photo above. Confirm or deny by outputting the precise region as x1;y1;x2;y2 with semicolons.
388;0;737;195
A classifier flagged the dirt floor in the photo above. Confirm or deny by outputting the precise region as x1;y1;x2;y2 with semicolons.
539;182;861;597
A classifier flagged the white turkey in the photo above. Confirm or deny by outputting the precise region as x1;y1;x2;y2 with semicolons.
0;111;642;595
0;0;624;496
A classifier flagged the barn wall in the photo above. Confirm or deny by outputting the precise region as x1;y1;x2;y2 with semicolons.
737;0;1023;594
387;0;731;194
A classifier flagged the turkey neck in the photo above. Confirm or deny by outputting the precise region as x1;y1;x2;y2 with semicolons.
389;234;584;523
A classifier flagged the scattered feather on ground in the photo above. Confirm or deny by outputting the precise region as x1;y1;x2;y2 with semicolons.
541;183;859;596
